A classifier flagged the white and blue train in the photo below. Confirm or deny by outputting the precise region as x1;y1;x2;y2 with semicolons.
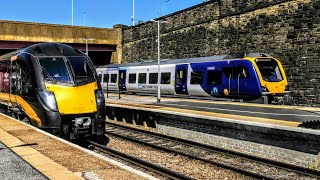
96;53;290;104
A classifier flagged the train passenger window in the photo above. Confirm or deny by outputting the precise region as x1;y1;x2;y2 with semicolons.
129;73;136;83
110;74;117;83
222;67;232;78
234;67;250;79
138;73;146;84
98;74;102;82
103;74;109;83
0;61;10;93
207;71;222;85
176;69;186;84
190;71;203;84
149;73;158;84
161;72;171;84
222;67;249;79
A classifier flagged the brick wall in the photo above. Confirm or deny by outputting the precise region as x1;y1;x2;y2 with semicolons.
121;0;320;105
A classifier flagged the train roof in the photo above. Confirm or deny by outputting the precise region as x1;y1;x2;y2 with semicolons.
98;53;273;69
0;43;85;61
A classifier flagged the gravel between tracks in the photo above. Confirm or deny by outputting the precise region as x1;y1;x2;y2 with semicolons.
107;134;253;180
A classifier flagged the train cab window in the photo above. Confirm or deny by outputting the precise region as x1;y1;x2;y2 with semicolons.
138;73;147;84
110;74;117;83
207;70;222;85
129;73;136;83
190;71;203;84
20;65;34;97
161;72;171;84
68;57;95;84
149;73;158;84
103;74;109;83
38;57;70;82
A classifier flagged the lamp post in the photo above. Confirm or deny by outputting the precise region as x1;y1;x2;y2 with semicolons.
151;19;168;103
72;0;74;25
80;38;95;55
132;0;135;25
83;11;86;26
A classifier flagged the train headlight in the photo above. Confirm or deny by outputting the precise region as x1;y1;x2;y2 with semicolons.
38;90;58;111
261;86;268;92
95;89;105;107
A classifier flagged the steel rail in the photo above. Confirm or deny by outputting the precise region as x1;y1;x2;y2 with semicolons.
88;140;194;180
106;122;320;179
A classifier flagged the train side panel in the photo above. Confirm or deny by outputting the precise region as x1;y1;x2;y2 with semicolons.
126;65;175;94
187;60;261;99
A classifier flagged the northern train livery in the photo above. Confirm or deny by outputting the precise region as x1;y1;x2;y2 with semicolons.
97;53;290;104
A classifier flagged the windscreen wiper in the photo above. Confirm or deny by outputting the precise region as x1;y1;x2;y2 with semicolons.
41;67;56;83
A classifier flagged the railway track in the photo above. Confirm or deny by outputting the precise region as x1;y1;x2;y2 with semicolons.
105;121;320;180
88;140;193;180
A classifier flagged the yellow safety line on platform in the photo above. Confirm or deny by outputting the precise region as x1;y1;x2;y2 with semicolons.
0;115;82;180
106;100;301;127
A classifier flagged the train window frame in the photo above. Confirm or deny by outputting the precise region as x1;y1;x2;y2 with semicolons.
103;74;109;83
207;70;222;85
138;73;147;84
0;61;10;93
190;71;203;85
222;67;250;79
19;62;35;97
149;73;158;84
110;74;117;83
37;56;71;83
129;73;136;83
98;74;102;82
176;69;186;84
161;72;171;84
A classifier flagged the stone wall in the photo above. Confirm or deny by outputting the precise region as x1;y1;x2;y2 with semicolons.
121;0;320;105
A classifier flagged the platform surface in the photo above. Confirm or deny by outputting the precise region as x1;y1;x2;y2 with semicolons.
0;142;46;180
105;93;320;128
0;113;156;180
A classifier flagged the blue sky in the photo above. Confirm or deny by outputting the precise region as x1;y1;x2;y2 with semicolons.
0;0;205;28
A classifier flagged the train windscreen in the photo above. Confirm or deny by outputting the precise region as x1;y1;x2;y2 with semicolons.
38;56;95;84
255;58;283;82
67;57;95;84
38;57;71;83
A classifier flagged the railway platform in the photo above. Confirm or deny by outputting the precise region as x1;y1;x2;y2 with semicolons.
0;113;156;180
105;93;320;169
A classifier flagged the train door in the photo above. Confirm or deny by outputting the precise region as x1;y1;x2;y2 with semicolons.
9;60;20;107
118;69;127;91
222;63;249;97
175;64;188;95
222;66;238;96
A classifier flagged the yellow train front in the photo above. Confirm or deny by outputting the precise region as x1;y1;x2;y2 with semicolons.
0;43;107;144
245;53;290;104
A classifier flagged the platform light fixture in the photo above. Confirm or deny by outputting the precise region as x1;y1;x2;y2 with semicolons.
151;19;169;103
79;38;95;55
